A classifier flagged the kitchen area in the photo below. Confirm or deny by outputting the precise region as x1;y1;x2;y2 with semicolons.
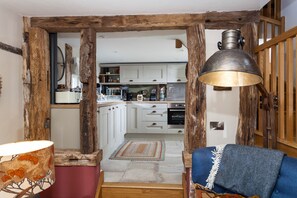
50;29;239;185
51;61;187;159
51;30;188;161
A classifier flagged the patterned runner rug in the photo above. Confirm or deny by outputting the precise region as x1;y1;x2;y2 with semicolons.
109;140;165;161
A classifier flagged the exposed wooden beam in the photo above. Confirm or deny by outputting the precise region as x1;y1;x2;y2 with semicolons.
22;17;31;140
0;41;22;55
28;27;51;140
80;28;98;154
184;24;206;153
236;23;258;146
204;11;260;29
65;43;72;89
30;11;259;32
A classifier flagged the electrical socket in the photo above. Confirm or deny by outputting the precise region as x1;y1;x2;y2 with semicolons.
210;121;224;130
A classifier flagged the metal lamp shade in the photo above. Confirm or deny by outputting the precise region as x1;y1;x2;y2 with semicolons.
199;49;263;87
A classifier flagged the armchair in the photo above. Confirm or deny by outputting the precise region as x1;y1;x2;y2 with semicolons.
192;146;297;198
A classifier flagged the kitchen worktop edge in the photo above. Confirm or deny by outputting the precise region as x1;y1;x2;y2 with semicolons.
51;100;185;109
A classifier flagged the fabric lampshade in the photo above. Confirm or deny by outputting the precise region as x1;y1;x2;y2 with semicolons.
0;140;55;197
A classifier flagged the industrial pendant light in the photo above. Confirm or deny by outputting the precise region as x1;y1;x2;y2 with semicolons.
198;29;263;87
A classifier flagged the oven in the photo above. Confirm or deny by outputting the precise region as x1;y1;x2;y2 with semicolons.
167;103;185;128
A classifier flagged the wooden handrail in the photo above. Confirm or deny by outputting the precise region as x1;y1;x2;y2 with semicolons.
260;15;282;26
256;26;297;52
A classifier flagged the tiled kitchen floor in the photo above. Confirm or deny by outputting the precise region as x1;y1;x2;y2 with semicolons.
101;139;184;184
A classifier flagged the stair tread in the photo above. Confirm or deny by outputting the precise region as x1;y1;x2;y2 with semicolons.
102;182;183;190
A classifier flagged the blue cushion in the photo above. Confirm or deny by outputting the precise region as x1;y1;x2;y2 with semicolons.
192;147;297;197
271;157;297;198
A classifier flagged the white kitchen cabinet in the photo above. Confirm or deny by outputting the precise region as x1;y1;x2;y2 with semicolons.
120;65;142;83
98;106;112;152
167;63;187;82
141;121;167;133
127;103;167;134
98;107;107;150
113;105;123;146
119;104;127;140
99;103;127;159
140;103;167;133
167;128;184;134
120;64;167;84
142;65;167;83
127;104;141;133
141;109;167;122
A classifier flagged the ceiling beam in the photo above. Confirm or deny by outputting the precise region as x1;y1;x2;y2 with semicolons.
30;10;259;32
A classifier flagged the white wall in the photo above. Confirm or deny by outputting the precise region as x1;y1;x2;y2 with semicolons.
205;30;239;146
0;7;24;144
282;0;297;31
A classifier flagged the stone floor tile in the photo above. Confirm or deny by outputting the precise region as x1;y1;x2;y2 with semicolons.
101;159;131;172
104;171;125;182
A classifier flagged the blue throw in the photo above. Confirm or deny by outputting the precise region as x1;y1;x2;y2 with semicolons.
214;144;284;198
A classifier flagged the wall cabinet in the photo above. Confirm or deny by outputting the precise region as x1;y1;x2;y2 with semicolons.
142;65;167;83
120;65;167;84
102;63;187;84
120;65;142;83
167;63;187;82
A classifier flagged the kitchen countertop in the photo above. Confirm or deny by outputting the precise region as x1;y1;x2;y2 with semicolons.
51;100;185;109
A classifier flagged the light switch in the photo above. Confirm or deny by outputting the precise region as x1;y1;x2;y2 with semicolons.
210;121;224;130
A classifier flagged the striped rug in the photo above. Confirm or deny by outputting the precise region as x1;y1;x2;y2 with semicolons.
109;140;165;161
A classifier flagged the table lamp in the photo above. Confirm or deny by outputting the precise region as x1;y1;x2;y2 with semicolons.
198;29;277;148
0;140;55;197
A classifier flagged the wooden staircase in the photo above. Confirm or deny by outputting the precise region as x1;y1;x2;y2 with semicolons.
96;171;186;198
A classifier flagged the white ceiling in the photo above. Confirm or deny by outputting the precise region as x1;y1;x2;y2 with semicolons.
58;30;188;63
1;0;269;17
1;0;269;63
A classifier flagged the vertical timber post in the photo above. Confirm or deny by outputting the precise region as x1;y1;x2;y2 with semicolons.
65;43;73;89
28;27;51;140
236;23;258;145
22;17;31;140
80;28;98;154
185;24;207;153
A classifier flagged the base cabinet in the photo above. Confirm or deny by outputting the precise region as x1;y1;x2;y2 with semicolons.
98;104;126;158
167;128;184;134
127;103;167;134
98;106;110;151
127;104;141;133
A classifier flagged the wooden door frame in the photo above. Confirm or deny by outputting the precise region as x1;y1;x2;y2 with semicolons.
24;11;260;154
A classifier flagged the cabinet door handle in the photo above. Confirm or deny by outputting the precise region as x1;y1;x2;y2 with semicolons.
152;123;157;126
178;130;183;133
152;105;156;108
177;79;181;82
116;106;119;108
153;79;157;82
108;108;111;111
151;111;157;113
97;110;100;113
112;107;115;110
129;80;133;82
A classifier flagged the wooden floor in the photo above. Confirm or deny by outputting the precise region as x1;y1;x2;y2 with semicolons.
96;171;186;198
